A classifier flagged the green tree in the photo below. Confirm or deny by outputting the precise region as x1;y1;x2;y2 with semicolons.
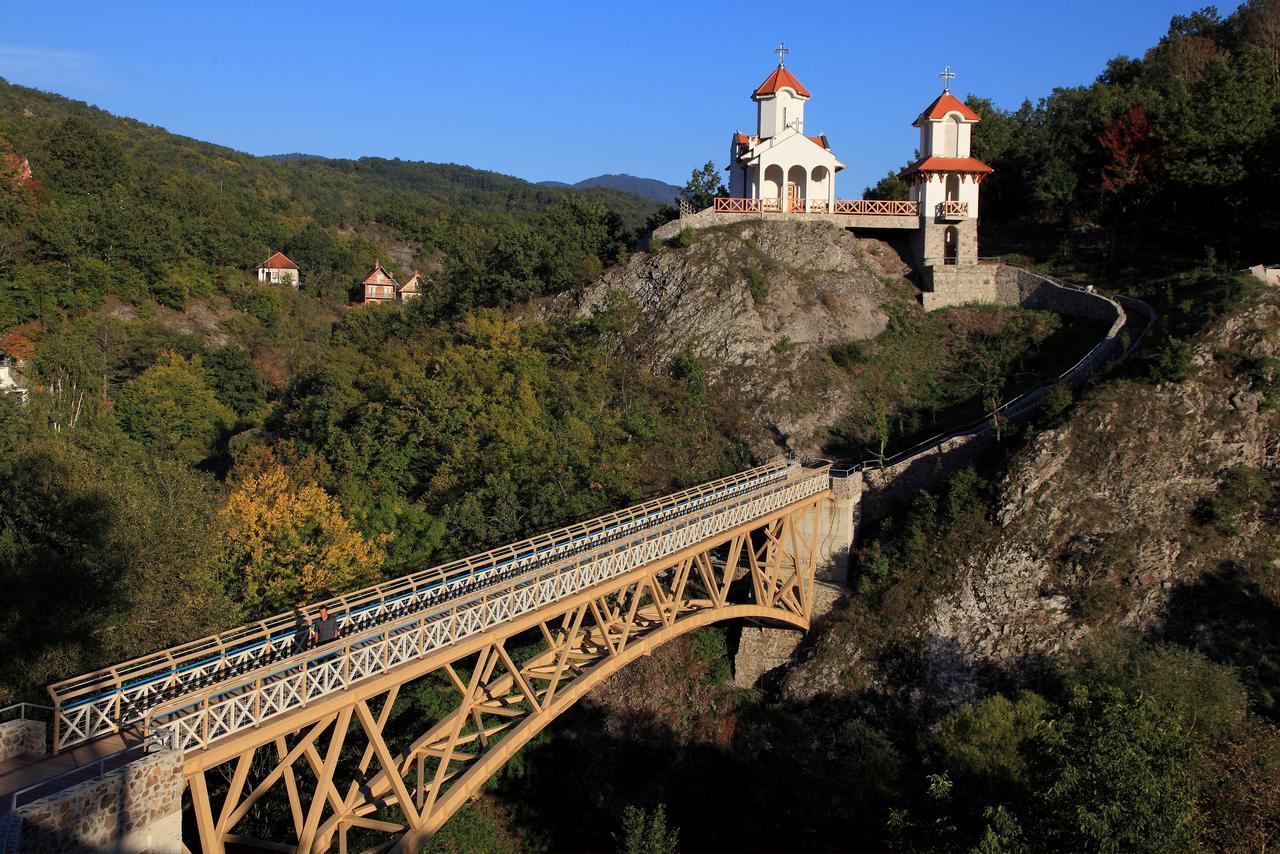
678;161;726;210
1029;686;1202;852
112;351;233;463
862;170;909;201
616;804;679;854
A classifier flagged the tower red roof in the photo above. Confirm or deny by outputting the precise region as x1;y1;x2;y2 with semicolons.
754;66;811;98
915;91;981;124
258;251;298;270
898;156;993;179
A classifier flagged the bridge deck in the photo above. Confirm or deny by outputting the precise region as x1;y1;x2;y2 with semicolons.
144;463;832;754
48;461;813;753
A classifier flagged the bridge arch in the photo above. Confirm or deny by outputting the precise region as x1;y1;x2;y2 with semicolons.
176;488;830;853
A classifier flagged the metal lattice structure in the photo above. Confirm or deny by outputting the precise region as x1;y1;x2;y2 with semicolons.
179;485;827;852
48;463;798;752
40;462;834;852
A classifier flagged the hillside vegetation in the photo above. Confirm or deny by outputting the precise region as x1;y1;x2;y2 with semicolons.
0;76;660;327
2;3;1279;851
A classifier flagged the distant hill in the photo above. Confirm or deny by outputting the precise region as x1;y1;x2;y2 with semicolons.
540;174;680;205
0;76;665;324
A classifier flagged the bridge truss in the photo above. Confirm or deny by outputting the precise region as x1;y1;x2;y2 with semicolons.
179;487;828;853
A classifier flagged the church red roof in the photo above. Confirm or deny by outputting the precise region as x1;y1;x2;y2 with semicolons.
808;134;829;150
899;156;993;178
735;132;753;146
258;251;298;270
915;92;981;124
754;66;811;98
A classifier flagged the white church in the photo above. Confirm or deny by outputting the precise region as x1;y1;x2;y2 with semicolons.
662;46;1001;308
727;47;845;211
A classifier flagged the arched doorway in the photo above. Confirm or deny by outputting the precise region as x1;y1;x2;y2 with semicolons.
944;226;959;265
945;174;960;202
763;164;784;210
787;165;807;211
811;165;830;210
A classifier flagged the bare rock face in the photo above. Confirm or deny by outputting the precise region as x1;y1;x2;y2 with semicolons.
576;220;916;456
783;294;1280;711
579;220;913;369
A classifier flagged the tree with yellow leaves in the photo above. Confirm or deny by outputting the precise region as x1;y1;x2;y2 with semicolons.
220;464;384;616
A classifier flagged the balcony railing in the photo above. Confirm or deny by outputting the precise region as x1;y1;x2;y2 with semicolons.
937;199;969;219
709;197;919;216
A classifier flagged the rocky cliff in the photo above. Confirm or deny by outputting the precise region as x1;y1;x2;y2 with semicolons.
574;220;916;455
580;220;914;367
784;286;1280;711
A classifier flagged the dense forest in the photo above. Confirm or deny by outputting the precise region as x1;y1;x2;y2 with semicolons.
1;2;1279;852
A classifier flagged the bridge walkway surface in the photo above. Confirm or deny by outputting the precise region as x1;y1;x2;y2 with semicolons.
4;461;833;822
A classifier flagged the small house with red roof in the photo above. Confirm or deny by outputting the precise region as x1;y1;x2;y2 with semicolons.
257;252;301;288
398;271;423;302
727;48;844;211
358;261;399;303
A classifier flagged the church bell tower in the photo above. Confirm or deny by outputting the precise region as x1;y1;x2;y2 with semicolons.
899;67;993;267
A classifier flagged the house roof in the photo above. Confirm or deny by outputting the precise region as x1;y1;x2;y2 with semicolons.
754;66;811;98
361;261;398;286
808;134;830;150
258;251;298;270
899;156;994;178
915;91;981;124
400;272;422;293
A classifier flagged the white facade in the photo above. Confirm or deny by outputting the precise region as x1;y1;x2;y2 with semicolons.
257;266;298;287
901;91;991;226
257;252;301;288
727;63;844;210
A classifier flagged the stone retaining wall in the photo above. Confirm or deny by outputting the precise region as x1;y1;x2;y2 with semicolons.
13;750;182;854
922;263;1000;310
861;267;1128;519
0;719;45;761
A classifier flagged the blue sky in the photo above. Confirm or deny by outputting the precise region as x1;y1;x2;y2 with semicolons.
2;0;1203;193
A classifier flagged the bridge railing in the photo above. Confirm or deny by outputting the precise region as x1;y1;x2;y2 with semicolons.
48;461;797;752
145;465;833;753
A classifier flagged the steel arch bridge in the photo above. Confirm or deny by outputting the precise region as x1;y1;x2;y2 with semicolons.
46;460;836;853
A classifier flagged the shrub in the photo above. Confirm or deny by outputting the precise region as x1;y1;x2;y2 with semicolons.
773;337;792;354
1195;465;1273;535
744;266;767;303
674;227;696;248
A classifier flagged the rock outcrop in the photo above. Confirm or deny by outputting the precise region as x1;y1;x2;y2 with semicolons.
784;292;1280;710
576;220;916;455
581;220;913;368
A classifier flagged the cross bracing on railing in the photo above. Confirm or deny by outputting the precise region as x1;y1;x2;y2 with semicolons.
48;460;802;752
144;465;832;753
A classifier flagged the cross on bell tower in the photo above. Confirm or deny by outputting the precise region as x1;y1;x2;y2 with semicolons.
938;65;956;92
774;41;789;67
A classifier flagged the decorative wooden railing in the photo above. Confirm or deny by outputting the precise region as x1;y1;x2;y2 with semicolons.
707;198;919;216
832;199;918;216
938;200;969;218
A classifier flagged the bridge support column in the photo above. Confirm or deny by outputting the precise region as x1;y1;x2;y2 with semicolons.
734;475;861;688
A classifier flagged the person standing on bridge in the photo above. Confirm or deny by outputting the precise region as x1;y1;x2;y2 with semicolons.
311;605;341;646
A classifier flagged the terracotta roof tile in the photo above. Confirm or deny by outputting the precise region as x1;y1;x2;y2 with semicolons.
899;155;993;178
915;92;981;124
258;251;298;270
754;66;811;98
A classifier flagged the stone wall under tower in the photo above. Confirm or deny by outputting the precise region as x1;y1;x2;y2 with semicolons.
911;216;979;268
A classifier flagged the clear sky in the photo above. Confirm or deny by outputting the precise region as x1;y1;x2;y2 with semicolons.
1;0;1205;193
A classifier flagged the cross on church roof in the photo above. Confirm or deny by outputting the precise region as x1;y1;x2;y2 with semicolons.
939;65;957;92
775;41;789;67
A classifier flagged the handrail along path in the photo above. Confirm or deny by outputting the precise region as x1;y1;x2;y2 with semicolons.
48;460;806;753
